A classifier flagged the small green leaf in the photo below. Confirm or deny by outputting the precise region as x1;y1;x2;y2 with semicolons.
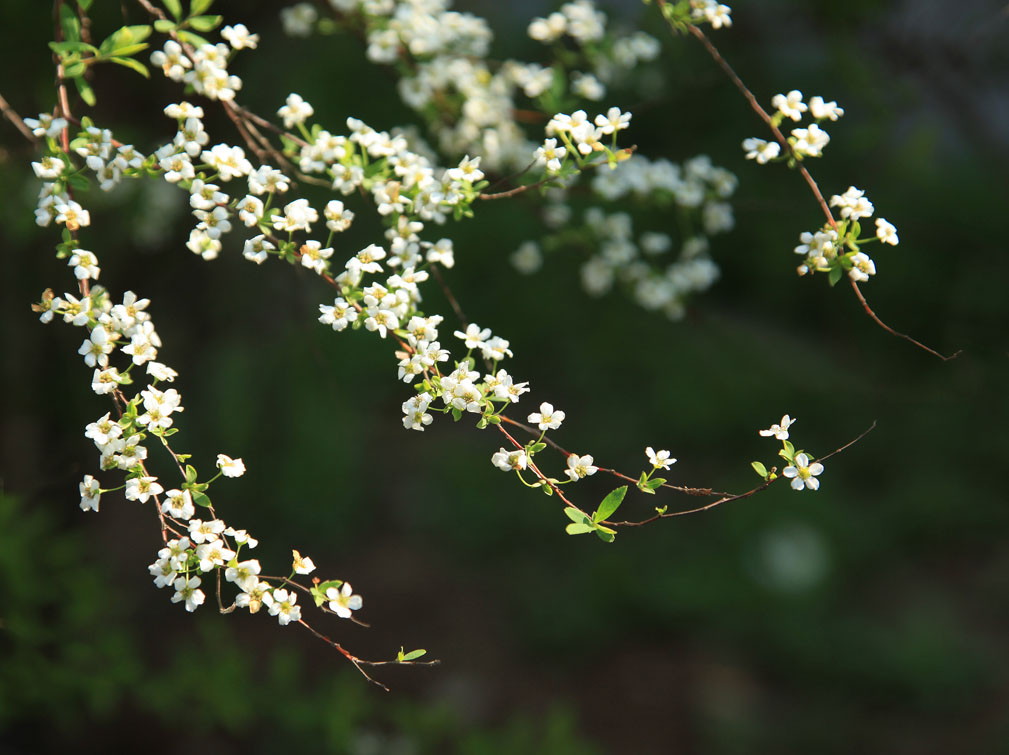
192;491;212;508
400;648;427;661
595;527;616;543
109;57;150;78
78;0;95;10
60;4;81;42
73;76;96;106
154;19;177;34
187;14;223;32
595;485;627;522
63;60;87;78
529;442;546;454
185;464;198;483
450;408;462;421
783;440;795;457
828;266;843;287
190;0;215;16
49;40;98;55
67;172;91;191
163;0;182;19
646;478;665;490
176;30;211;47
565;522;594;535
751;461;768;478
563;507;590;524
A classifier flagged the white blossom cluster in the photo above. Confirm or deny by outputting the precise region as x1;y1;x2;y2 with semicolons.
795;186;898;282
743;90;845;164
279;0;659;171
513;155;736;320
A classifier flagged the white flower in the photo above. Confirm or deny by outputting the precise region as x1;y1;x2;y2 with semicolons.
848;252;876;283
125;476;163;503
161;489;195;520
263;588;301;625
491;447;528;472
791;123;830;157
565;454;598;482
326;582;363;619
171;576;206;612
292;549;316;575
742;137;780;164
528;402;565;431
759;415;795;441
79;475;101;512
221;23;259;50
217;454;246;477
782;453;824;491
278;93;314;129
875;218;899;246
808;96;844;121
646;447;676;470
225;559;262;592
771;90;807;121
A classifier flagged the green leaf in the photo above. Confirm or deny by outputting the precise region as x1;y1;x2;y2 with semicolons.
783;440;795;457
185;464;198;483
192;492;212;508
63;60;87;78
109;57;150;78
751;461;768;478
99;25;152;56
646;478;665;490
828;266;843;287
154;19;177;33
563;507;590;524
190;0;214;16
177;30;210;47
529;442;546;454
187;14;223;32
67;172;91;191
400;649;427;662
73;76;96;106
595;486;627;522
450;408;462;421
60;4;81;42
163;0;182;20
595;528;616;543
78;0;95;10
565;522;594;535
49;40;98;55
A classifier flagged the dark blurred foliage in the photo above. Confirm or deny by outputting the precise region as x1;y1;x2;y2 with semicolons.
2;1;1008;753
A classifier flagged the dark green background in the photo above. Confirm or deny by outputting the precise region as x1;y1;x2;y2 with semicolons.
2;1;1007;753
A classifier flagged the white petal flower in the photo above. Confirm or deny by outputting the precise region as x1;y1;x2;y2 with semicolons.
782;453;824;491
326;582;363;619
759;415;795;441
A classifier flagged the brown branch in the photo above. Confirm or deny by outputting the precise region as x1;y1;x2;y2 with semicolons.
297;619;390;691
429;263;467;328
498;415;724;497
0;91;40;144
478;147;636;201
848;280;960;360
659;11;957;360
609;420;876;526
495;423;584;512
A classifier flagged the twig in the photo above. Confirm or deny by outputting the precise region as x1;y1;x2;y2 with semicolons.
609;421;877;526
498;415;724;497
0;91;39;144
849;280;961;361
429;263;467;328
478;146;636;201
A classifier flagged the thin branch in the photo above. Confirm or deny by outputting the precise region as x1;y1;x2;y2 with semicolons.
0;91;39;144
498;415;725;497
609;421;877;526
849;280;961;361
478;146;636;201
661;11;956;360
429;263;467;328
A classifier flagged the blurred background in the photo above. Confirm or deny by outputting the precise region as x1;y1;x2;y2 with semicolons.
2;1;1008;752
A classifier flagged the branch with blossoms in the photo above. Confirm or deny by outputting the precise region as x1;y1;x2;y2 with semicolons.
17;0;886;688
650;0;959;361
